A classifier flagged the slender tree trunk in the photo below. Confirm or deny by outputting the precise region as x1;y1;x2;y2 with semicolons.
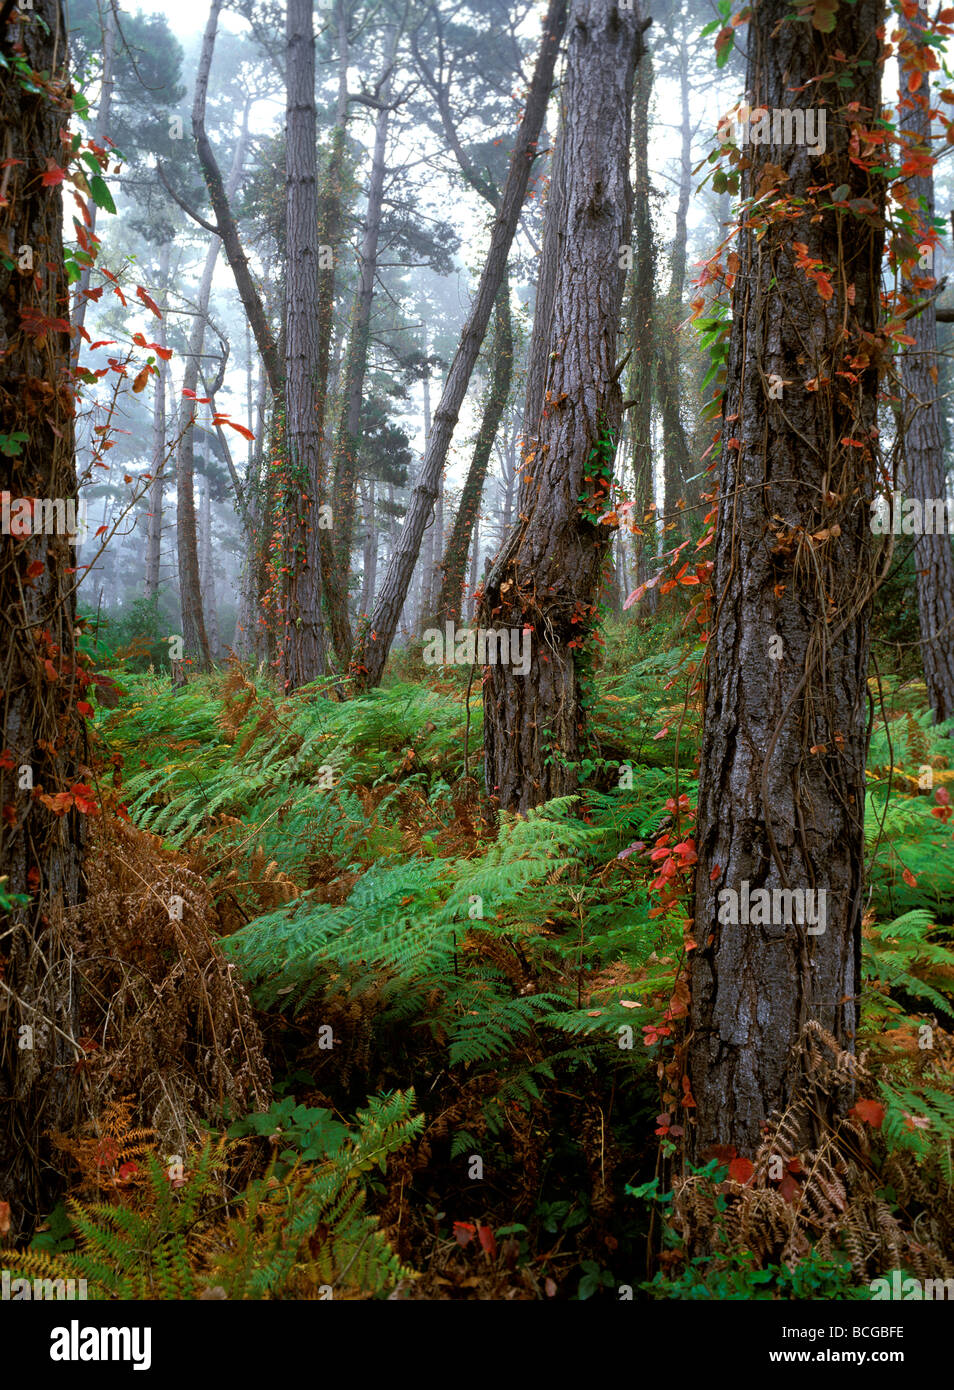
688;0;885;1159
175;115;248;669
200;478;219;659
480;0;649;812
360;478;377;614
899;8;954;724
145;244;171;600
313;0;353;669
627;48;658;616
73;0;116;344
656;15;693;517
192;0;282;395
0;0;86;1235
436;277;513;626
416;360;434;633
351;0;569;689
281;0;328;688
327;32;398;663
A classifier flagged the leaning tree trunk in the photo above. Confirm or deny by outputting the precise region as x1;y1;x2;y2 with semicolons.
435;277;513;627
687;0;885;1159
192;0;282;396
175;112;249;670
479;0;649;812
0;0;86;1235
898;7;954;724
351;0;569;690
281;0;328;689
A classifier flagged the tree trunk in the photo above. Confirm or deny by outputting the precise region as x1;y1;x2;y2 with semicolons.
351;0;569;689
200;478;219;659
0;0;86;1235
627;48;658;616
479;0;648;812
898;8;954;724
281;0;328;689
145;243;171;600
175;114;249;669
436;277;513;627
176;237;215;670
327;33;398;664
73;0;116;345
192;0;282;396
313;0;353;669
688;0;885;1159
656;17;692;519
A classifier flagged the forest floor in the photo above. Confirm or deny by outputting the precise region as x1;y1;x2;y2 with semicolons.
7;618;954;1299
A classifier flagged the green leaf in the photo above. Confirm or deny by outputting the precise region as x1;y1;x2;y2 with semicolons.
89;174;116;215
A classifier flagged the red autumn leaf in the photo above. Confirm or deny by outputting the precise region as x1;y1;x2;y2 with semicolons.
728;1156;754;1184
0;1200;10;1236
220;419;255;441
477;1224;496;1259
77;701;94;718
2;804;17;827
70;783;99;815
117;1162;138;1181
453;1221;475;1247
132;366;151;393
136;285;162;318
902;867;917;888
778;1170;800;1203
849;1098;885;1128
41;163;66;186
0;749;15;771
43;660;58;682
25;561;45;579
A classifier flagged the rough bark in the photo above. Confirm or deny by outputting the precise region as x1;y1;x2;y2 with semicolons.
479;0;649;812
313;1;353;670
899;8;954;724
687;0;885;1159
281;0;328;689
0;0;86;1234
435;277;513;627
351;0;569;689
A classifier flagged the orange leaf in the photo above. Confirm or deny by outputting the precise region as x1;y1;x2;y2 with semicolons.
728;1156;754;1184
136;285;162;318
849;1098;885;1128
